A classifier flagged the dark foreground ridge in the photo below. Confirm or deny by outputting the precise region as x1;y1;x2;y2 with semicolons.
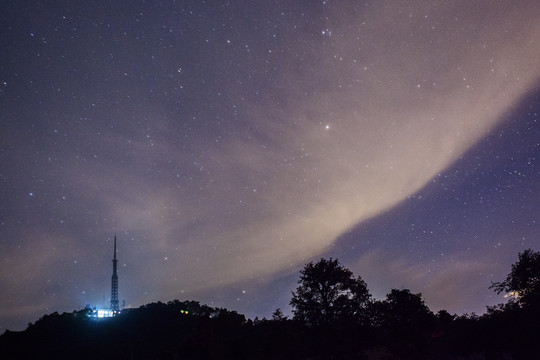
2;250;539;359
1;299;539;360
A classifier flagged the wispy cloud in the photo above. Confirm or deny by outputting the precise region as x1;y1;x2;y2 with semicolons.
2;0;539;330
353;249;500;314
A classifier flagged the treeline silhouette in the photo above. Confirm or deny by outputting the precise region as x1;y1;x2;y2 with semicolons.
1;250;539;359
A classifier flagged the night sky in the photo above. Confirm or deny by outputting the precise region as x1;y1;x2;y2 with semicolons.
1;0;539;332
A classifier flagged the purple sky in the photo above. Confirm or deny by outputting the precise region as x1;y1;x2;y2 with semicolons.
1;0;539;331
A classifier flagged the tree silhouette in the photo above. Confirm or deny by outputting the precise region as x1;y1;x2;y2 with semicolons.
375;289;433;328
490;248;540;307
271;308;287;321
290;258;370;326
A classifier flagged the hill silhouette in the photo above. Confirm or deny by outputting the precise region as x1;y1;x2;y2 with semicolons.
2;252;539;359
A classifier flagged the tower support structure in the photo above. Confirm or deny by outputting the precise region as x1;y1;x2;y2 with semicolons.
110;236;119;311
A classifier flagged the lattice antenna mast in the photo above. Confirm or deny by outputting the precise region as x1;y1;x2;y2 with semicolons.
110;236;119;311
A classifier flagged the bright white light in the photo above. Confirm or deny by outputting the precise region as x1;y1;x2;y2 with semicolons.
94;309;114;318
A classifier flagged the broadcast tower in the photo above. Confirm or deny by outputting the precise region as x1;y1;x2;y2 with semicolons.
110;236;119;311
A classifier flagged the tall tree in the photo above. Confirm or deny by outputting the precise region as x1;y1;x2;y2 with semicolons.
490;249;540;307
378;288;433;328
290;258;371;326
